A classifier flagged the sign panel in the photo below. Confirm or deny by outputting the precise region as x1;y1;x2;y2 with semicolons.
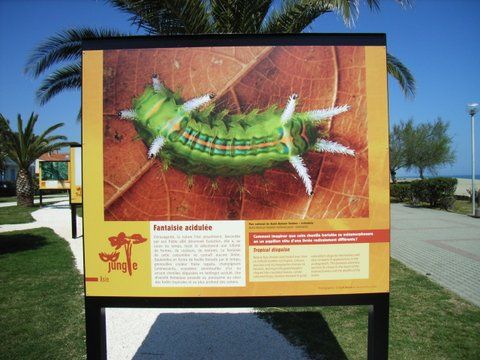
39;161;70;190
69;146;82;203
82;35;390;298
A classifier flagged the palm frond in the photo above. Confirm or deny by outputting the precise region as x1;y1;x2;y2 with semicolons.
34;123;66;145
364;0;380;10
23;112;37;145
329;0;360;26
25;28;124;78
0;114;11;170
262;0;337;33
108;0;212;34
364;0;413;12
108;0;185;34
211;0;274;33
36;63;81;105
3;113;68;169
394;0;414;8
16;114;27;164
41;135;68;144
387;52;416;98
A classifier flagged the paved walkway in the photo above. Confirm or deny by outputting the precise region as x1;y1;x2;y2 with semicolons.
391;203;480;306
0;195;69;208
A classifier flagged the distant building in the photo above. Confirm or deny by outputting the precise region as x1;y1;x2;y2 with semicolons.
0;158;35;182
35;152;70;175
0;152;69;183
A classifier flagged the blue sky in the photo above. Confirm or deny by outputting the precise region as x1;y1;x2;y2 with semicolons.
0;0;479;177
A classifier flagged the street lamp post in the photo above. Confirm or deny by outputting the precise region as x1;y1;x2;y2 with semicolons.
467;103;478;217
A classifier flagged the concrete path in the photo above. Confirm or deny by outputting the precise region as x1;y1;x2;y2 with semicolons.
0;195;69;207
391;203;480;306
107;308;308;360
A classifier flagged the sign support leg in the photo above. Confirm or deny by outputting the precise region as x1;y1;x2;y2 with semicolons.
85;299;107;360
367;293;389;360
71;203;77;238
39;190;43;206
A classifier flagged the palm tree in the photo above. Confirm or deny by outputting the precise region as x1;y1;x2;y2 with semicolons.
1;113;70;206
0;115;10;171
25;0;415;108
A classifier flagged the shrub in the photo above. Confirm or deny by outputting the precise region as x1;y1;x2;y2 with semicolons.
390;182;412;202
410;177;457;209
0;181;16;196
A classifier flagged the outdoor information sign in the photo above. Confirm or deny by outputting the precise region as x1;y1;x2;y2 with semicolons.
38;160;70;190
82;34;390;359
69;145;82;204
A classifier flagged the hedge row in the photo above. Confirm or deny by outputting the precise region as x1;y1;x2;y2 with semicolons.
391;178;457;210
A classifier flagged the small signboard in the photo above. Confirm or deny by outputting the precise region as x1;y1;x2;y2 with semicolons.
39;160;70;190
69;145;82;204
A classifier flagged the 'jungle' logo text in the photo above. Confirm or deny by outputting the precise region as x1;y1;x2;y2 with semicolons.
99;232;147;275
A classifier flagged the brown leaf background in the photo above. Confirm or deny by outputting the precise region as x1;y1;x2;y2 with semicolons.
103;46;368;221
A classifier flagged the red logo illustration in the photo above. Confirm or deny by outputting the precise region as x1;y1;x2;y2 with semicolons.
99;232;147;275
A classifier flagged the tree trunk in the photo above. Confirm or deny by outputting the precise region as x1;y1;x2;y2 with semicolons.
419;168;424;179
16;168;34;207
390;169;397;184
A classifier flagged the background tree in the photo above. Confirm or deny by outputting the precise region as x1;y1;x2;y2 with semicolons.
403;118;455;179
1;113;70;206
25;0;415;110
0;115;10;171
389;119;413;183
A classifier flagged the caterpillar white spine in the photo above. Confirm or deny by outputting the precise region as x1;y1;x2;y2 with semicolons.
314;139;355;156
119;109;137;120
148;136;165;159
307;105;350;123
281;94;298;124
290;155;313;196
152;74;164;92
183;93;216;112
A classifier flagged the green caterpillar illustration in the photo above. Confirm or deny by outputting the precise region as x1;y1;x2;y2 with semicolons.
119;75;355;196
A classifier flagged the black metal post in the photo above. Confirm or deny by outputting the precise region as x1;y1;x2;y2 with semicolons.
39;191;43;206
85;299;107;360
367;293;389;360
71;204;77;238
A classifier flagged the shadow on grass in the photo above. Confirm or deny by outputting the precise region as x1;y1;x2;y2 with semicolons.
0;233;47;254
258;311;348;360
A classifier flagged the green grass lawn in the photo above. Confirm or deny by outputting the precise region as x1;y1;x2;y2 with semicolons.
1;226;479;360
391;198;475;217
0;228;85;360
0;205;39;225
451;199;475;216
259;259;480;360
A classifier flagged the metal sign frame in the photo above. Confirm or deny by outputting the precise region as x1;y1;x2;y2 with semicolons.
82;33;390;360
